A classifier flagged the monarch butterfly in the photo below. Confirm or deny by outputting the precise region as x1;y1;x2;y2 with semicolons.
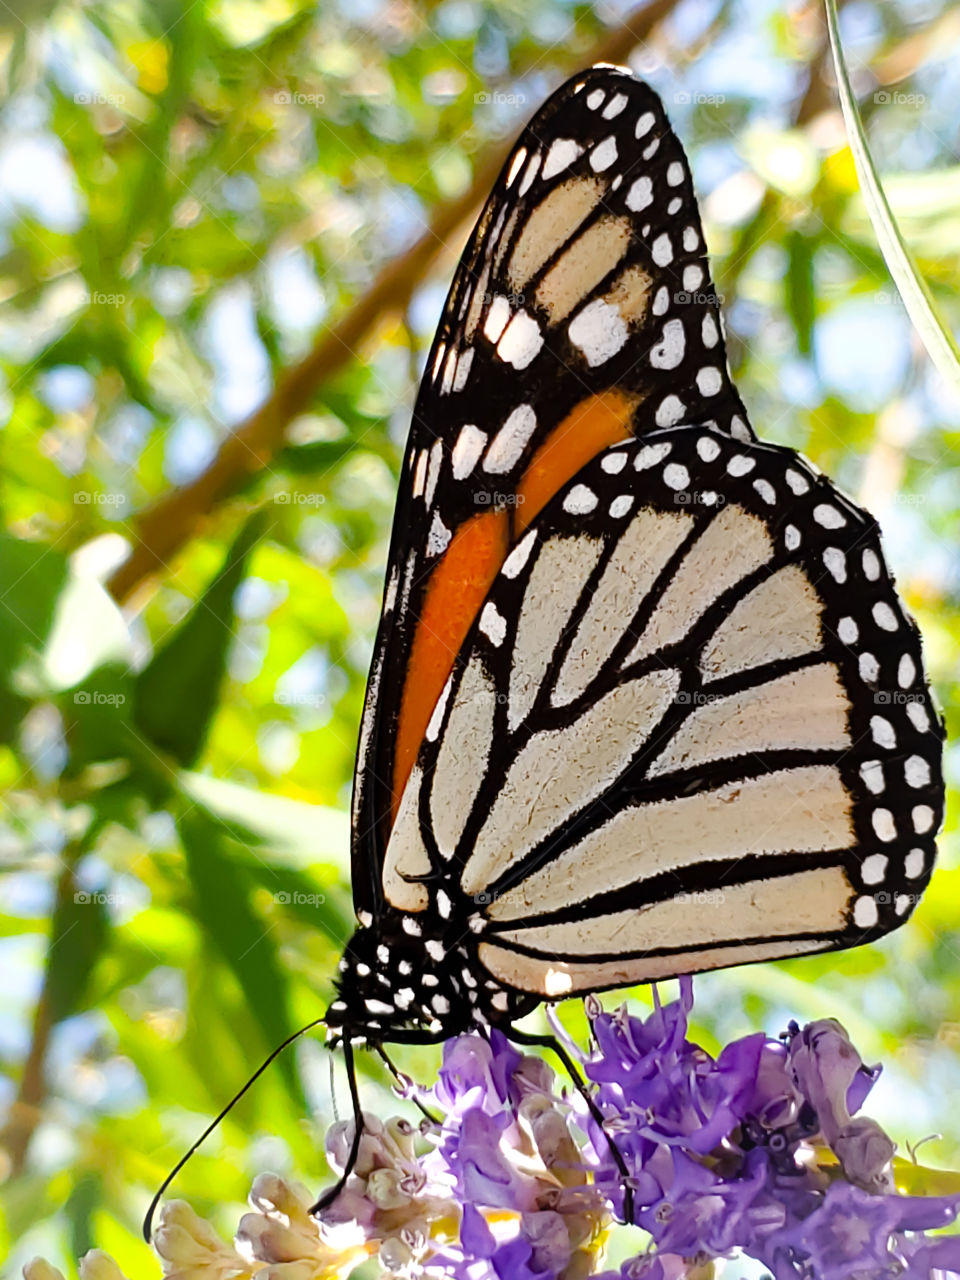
145;63;945;1235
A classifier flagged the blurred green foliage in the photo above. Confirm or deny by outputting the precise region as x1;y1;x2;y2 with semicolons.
0;0;958;1275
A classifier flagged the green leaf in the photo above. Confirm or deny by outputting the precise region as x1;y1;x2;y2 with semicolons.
893;1155;960;1196
46;872;109;1024
66;1171;101;1261
180;769;349;862
786;229;815;356
133;511;266;766
57;662;135;774
824;0;960;394
177;805;302;1101
0;533;68;742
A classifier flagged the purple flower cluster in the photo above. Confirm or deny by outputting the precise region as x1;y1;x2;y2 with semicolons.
583;981;960;1279
313;981;960;1280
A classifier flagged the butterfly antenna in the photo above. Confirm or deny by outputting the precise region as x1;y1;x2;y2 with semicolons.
142;1015;326;1243
309;1036;363;1216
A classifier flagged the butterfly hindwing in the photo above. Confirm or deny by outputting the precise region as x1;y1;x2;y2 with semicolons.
352;65;755;916
383;427;944;997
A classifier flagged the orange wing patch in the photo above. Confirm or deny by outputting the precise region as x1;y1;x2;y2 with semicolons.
392;509;510;820
516;390;637;532
391;389;639;827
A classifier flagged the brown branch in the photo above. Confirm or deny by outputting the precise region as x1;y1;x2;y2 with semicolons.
106;0;677;603
0;864;70;1175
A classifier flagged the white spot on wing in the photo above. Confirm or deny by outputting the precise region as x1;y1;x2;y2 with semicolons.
452;424;487;479
502;529;536;579
480;602;507;646
484;403;538;473
861;853;887;882
496;311;543;369
872;602;898;631
590;136;618;172
602;93;628;119
427;511;451;556
626;176;653;212
656;395;685;426
518;152;541;195
506;148;527;187
426;675;453;742
854;896;878;928
424;439;443;508
452;347;474;392
650;318;685;369
568;298;628;367
636;442;672;469
814;503;846;529
542;138;583;180
651;233;673;265
563;484;598;515
484;295;512;343
635;111;655;137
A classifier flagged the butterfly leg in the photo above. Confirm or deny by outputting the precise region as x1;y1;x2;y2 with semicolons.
310;1037;364;1215
506;1028;635;1225
374;1043;442;1125
310;1030;449;1216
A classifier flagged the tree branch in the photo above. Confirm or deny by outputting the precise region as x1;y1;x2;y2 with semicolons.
0;864;70;1175
106;0;678;603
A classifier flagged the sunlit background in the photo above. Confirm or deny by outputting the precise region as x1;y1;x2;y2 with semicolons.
0;0;958;1274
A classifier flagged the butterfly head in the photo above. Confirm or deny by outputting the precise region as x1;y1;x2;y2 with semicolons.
325;907;536;1044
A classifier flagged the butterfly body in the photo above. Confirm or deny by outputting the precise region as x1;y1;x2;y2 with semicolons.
327;910;537;1045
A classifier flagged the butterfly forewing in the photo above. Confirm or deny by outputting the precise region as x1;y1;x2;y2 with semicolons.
352;65;753;915
384;427;943;997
